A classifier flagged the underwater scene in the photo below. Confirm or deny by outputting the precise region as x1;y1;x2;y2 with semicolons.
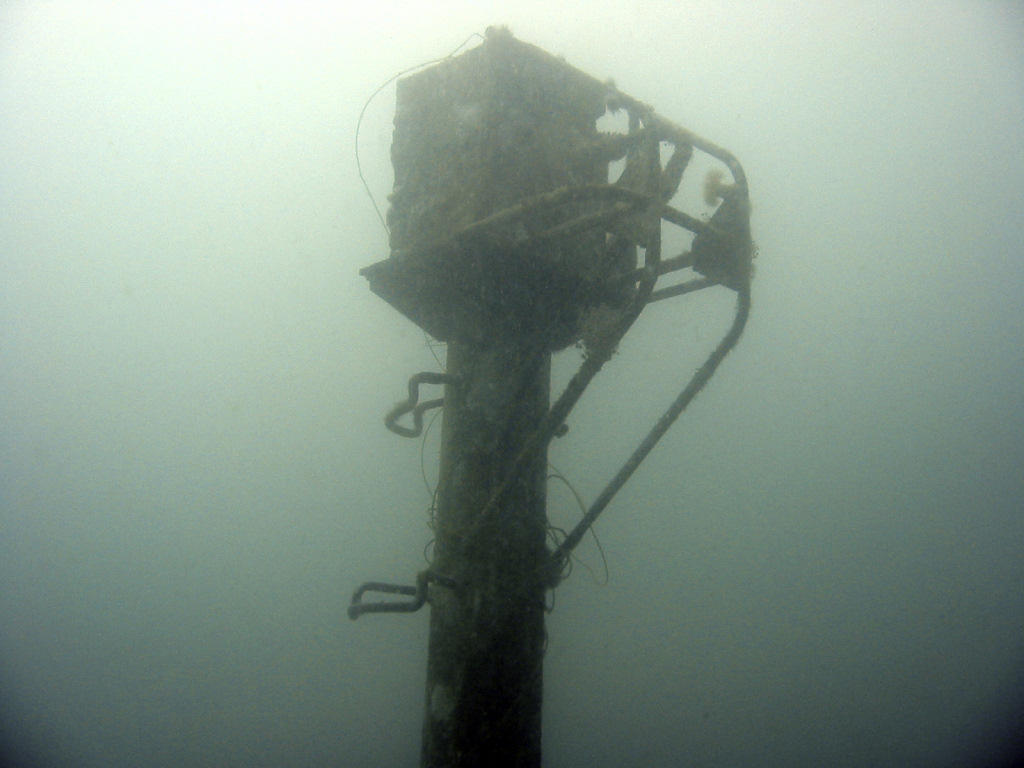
1;2;1022;767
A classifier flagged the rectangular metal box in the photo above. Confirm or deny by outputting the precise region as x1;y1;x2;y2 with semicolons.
362;28;633;349
387;28;610;253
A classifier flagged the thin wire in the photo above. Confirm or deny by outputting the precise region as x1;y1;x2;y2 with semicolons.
355;32;485;235
548;467;609;586
421;407;443;498
424;330;446;370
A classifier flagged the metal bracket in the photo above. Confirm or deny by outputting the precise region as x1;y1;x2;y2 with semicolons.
348;569;458;620
384;372;458;437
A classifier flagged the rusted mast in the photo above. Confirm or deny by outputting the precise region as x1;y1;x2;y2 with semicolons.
352;25;754;768
421;340;550;766
364;29;626;766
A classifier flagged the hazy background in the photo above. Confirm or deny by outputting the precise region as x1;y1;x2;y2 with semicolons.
2;2;1023;766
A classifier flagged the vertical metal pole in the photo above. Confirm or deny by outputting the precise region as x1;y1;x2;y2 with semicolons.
421;339;550;768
